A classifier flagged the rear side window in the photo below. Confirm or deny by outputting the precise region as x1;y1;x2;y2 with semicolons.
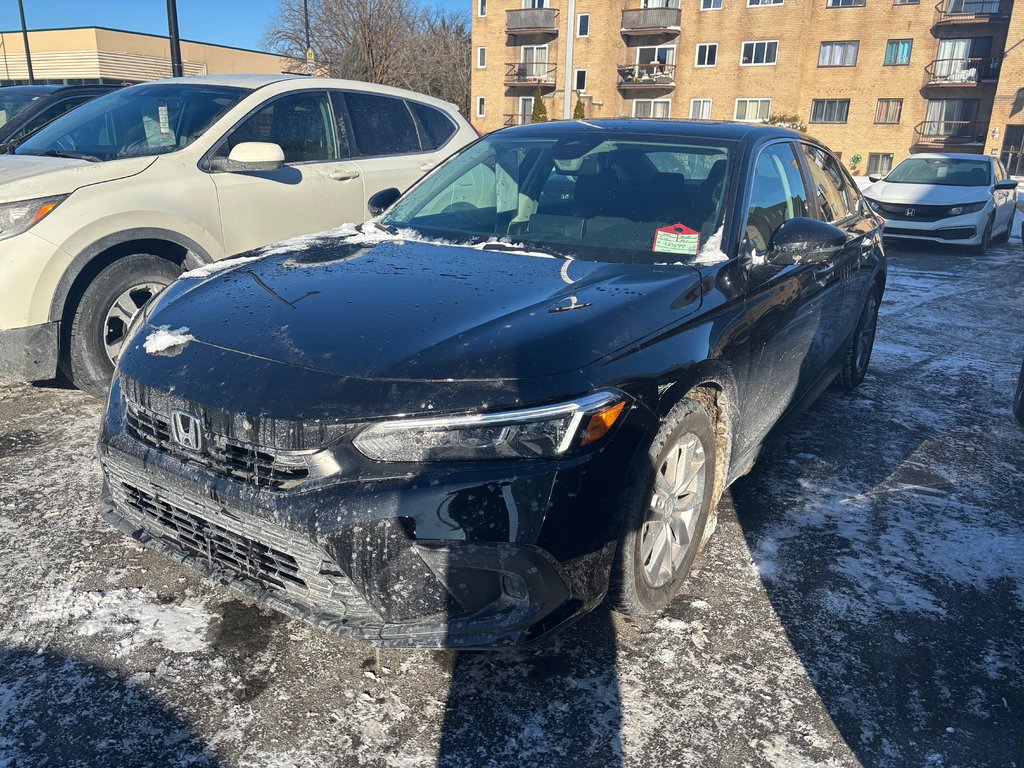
410;101;457;150
218;91;338;164
745;142;809;252
344;92;421;157
801;144;855;222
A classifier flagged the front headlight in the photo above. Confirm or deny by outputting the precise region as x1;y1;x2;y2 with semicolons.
352;390;628;462
947;201;987;216
865;198;882;213
0;194;68;241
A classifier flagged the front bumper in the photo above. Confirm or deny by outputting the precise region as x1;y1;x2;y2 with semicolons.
877;210;987;245
97;378;650;648
0;321;59;385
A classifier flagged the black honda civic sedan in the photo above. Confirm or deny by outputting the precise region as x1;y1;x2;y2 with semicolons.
98;120;885;648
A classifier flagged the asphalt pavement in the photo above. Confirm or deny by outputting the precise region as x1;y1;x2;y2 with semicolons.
1;236;1022;767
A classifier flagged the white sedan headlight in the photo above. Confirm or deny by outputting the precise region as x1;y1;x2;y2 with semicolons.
0;194;68;241
947;201;987;216
353;391;627;462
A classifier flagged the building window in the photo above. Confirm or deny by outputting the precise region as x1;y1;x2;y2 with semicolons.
875;98;903;123
868;153;894;175
810;99;850;123
478;0;486;15
574;68;587;91
748;0;783;5
696;43;718;67
476;96;485;118
634;99;671;118
702;0;723;8
690;99;712;119
884;39;913;65
522;0;547;7
826;0;865;6
577;13;590;36
818;40;859;66
641;0;681;6
637;45;676;69
893;0;918;4
477;47;486;68
518;96;534;124
741;41;778;65
735;98;771;121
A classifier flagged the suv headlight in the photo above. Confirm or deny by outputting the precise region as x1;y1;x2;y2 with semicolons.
352;391;628;462
947;201;987;216
0;194;68;241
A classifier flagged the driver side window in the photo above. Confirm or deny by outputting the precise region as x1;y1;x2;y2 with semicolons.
744;143;809;255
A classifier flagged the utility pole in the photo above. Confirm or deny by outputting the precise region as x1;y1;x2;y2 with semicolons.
17;0;35;85
304;0;315;76
166;0;184;78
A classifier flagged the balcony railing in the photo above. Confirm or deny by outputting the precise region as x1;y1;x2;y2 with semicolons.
504;61;558;87
913;119;984;145
617;62;677;88
504;113;535;127
620;7;682;35
934;0;1009;22
506;8;559;34
925;57;999;84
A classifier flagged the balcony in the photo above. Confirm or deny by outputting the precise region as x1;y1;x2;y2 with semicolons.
924;57;999;85
620;7;682;37
504;61;558;88
617;62;677;89
912;119;985;146
506;8;559;35
934;0;1010;24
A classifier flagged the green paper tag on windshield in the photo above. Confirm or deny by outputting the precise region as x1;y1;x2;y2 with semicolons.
653;224;700;256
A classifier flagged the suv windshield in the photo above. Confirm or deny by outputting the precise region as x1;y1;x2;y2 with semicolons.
884;157;991;187
383;130;734;264
0;92;44;128
15;83;249;162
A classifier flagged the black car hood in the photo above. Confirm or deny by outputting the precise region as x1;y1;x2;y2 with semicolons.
143;238;703;383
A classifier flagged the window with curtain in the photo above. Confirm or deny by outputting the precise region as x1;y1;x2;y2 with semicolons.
874;98;903;123
885;39;913;65
867;153;894;175
735;98;771;121
810;99;850;123
818;41;860;66
690;99;712;119
633;99;672;118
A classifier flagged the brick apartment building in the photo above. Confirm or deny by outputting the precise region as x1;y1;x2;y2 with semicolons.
470;0;1024;175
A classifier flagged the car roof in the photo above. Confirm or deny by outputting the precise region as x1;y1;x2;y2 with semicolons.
496;118;806;144
0;84;60;95
907;152;993;162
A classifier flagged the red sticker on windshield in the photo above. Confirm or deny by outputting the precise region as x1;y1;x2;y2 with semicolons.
652;223;700;255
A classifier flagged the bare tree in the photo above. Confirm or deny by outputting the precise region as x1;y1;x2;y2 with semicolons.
264;0;471;116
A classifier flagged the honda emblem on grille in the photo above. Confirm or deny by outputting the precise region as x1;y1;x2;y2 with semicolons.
170;410;203;451
905;208;916;217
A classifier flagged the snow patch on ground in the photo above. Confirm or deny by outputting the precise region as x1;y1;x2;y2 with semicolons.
143;325;194;355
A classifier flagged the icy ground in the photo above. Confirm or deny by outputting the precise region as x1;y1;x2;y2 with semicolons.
1;237;1022;767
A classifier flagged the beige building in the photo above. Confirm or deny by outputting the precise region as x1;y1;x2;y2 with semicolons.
471;0;1024;174
0;26;297;86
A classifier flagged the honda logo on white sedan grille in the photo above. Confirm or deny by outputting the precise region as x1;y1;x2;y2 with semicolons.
904;208;916;217
171;410;203;451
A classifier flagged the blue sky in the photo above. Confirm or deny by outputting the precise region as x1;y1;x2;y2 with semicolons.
0;0;467;52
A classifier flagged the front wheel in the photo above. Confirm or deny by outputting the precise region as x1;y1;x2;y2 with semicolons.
837;286;880;391
1014;360;1024;426
969;217;993;254
61;254;181;398
992;214;1012;243
608;399;717;616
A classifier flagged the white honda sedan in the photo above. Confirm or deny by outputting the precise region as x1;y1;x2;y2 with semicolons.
863;153;1018;254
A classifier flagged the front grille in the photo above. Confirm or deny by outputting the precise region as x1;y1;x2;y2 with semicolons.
875;201;954;222
125;405;310;489
121;482;305;591
884;225;976;240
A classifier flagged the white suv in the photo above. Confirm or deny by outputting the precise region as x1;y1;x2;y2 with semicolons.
0;74;476;395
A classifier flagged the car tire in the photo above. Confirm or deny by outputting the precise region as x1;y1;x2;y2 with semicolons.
61;254;181;398
608;398;717;617
1014;360;1024;426
992;215;1012;243
837;286;881;391
969;217;993;254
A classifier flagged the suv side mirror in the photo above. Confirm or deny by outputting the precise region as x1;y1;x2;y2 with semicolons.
368;187;401;216
767;217;847;266
995;179;1019;191
209;142;285;173
868;174;884;183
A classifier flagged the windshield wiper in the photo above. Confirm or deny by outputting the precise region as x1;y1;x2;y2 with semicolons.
373;221;399;236
479;241;566;259
21;149;102;162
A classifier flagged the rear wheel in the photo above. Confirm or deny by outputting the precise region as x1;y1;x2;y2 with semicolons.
61;254;181;398
608;399;717;616
837;286;880;391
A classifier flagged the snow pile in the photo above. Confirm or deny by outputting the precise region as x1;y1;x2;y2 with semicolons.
143;325;194;355
692;226;728;265
180;254;265;279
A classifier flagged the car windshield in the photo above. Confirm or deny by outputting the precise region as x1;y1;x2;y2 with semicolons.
15;83;249;162
884;157;991;187
382;130;735;265
0;91;44;127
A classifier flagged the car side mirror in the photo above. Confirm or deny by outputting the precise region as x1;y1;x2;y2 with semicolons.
868;174;883;183
368;187;401;216
995;179;1019;191
767;217;847;266
209;142;285;173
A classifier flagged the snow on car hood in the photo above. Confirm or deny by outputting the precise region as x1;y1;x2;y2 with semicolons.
864;180;991;206
140;236;705;383
0;154;156;202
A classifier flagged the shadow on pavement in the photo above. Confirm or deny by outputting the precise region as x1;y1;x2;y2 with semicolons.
0;645;218;767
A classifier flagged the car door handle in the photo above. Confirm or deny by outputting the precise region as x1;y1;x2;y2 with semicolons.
329;168;360;181
419;162;437;172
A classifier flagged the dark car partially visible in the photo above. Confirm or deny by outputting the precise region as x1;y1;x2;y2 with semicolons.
0;84;119;149
97;120;886;648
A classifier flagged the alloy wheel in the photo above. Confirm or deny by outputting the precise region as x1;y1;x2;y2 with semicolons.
102;282;164;364
854;292;879;378
641;432;707;588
